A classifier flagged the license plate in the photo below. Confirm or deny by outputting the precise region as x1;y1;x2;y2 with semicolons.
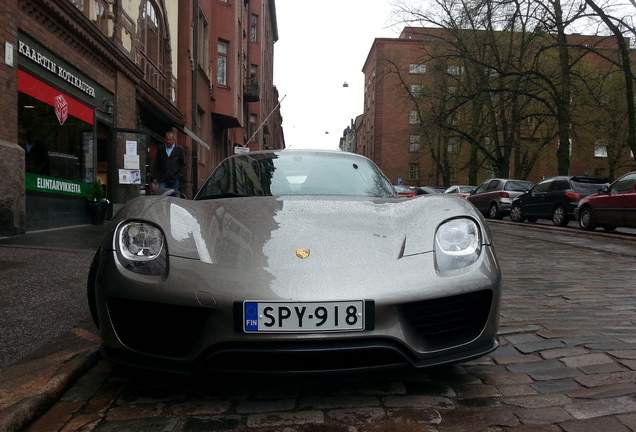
243;300;365;333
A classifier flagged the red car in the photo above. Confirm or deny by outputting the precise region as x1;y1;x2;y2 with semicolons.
394;185;417;198
575;171;636;231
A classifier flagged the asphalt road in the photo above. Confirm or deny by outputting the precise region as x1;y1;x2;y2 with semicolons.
3;220;636;432
0;224;106;371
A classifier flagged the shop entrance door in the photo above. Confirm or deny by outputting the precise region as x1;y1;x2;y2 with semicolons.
111;129;150;212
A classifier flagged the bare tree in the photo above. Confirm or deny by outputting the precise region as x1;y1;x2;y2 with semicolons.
583;0;636;165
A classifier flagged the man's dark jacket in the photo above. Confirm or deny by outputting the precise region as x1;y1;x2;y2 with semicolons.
154;144;185;183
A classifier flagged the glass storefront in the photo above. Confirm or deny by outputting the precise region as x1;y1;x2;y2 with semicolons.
18;70;94;184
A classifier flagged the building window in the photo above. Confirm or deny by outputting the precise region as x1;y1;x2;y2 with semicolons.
95;0;109;34
448;137;459;153
448;65;463;75
595;140;608;158
249;114;257;141
409;110;420;124
409;135;420;152
198;10;210;77
142;1;161;66
409;64;426;74
408;163;419;181
410;85;423;97
197;107;205;136
594;168;606;177
217;40;228;86
251;15;259;42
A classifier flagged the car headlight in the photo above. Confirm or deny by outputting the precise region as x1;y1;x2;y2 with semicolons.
435;218;481;271
116;221;167;276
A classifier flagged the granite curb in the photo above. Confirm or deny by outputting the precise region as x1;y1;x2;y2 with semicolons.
0;319;101;432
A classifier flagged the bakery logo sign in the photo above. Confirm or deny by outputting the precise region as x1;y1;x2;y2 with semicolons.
54;95;68;125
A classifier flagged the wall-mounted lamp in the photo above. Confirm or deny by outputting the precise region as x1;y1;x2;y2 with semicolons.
102;97;114;116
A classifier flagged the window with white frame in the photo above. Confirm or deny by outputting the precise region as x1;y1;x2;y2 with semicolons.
594;140;608;157
409;64;426;74
251;14;258;42
448;137;459;153
448;65;463;75
410;110;420;124
408;163;419;181
217;40;228;86
410;85;423;97
409;135;421;152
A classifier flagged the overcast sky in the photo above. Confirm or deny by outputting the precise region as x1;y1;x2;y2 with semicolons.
273;0;401;150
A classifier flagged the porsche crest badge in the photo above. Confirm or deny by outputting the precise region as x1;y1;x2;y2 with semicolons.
296;249;310;259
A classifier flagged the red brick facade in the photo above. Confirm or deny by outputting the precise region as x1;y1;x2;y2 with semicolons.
1;0;281;234
360;27;636;188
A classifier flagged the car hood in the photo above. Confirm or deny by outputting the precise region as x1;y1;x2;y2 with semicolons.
106;194;490;267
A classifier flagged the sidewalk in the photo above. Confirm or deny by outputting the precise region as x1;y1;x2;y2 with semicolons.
0;224;107;432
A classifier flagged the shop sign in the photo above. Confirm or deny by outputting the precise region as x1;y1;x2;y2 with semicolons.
25;173;90;197
18;40;96;98
17;32;111;107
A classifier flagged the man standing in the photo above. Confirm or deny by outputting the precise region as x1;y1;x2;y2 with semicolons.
154;131;185;195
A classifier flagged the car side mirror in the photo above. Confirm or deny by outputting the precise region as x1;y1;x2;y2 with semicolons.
600;185;609;193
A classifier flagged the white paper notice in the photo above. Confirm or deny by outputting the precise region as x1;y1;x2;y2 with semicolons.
124;154;140;169
119;169;141;184
126;140;137;155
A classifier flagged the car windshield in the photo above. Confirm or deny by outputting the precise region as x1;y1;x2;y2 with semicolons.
195;151;398;199
505;181;533;192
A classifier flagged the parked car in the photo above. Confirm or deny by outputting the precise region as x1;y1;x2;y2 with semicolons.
445;185;476;198
510;175;609;226
87;149;501;374
416;186;445;195
574;171;636;231
394;185;417;198
467;179;533;219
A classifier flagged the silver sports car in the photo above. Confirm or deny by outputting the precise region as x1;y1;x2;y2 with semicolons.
88;149;501;374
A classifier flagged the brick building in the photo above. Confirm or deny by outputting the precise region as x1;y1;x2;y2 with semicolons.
0;0;281;236
359;27;636;188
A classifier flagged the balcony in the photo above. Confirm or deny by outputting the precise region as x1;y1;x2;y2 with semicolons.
139;53;176;103
244;77;260;102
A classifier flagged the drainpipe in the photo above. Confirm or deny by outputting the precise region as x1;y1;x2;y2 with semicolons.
191;0;199;196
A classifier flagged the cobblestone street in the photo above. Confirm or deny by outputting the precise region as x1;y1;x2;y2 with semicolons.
3;221;636;432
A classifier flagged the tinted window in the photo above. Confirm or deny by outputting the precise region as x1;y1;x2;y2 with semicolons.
506;181;533;192
532;180;552;193
611;173;636;193
486;180;500;191
474;181;489;194
196;152;397;199
571;177;608;195
549;180;570;191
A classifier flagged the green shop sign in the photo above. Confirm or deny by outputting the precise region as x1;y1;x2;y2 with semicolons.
25;173;90;197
